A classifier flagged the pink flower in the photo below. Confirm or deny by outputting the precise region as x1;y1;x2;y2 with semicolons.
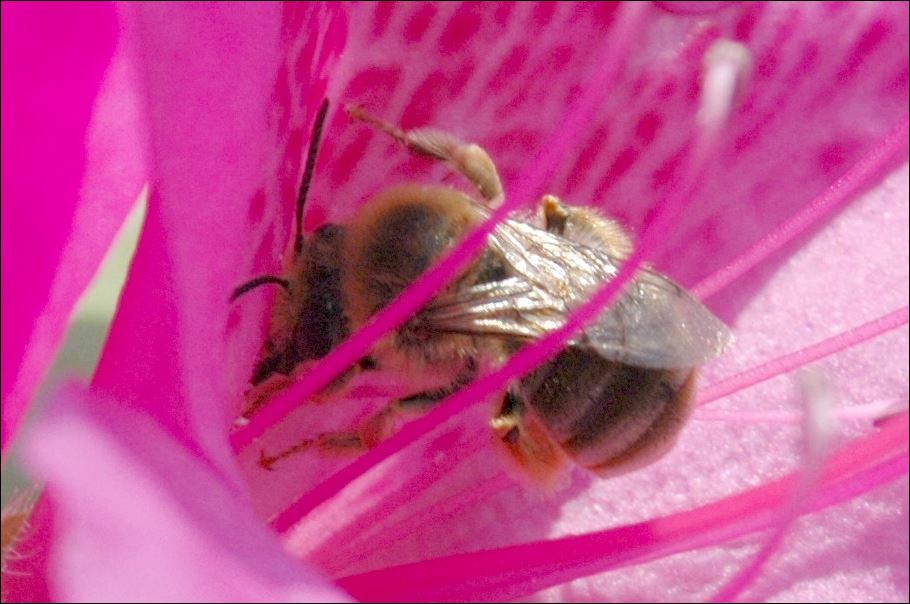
2;2;907;601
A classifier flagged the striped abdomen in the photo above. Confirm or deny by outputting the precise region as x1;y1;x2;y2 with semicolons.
521;347;696;477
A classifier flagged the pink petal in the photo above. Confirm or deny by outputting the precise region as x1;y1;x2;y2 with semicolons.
309;2;909;321
1;2;146;454
92;3;345;471
21;384;348;601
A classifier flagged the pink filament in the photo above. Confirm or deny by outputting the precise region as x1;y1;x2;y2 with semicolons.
229;3;649;453
696;398;905;424
709;374;835;602
692;115;910;301
697;306;909;406
334;416;908;602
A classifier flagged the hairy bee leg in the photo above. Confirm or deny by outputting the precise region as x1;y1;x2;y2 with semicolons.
490;389;523;444
490;388;566;483
259;366;478;468
240;372;293;421
346;105;504;204
258;405;400;470
540;194;633;258
396;357;478;410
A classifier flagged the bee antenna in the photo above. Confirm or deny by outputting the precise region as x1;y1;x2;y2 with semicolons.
230;275;291;303
294;98;330;255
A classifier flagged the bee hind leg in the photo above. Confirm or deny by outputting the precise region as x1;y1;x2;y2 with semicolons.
346;105;503;204
490;388;567;484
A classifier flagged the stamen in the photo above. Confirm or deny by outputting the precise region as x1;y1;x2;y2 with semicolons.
698;40;752;132
710;371;836;602
230;3;650;453
692;115;910;301
697;306;909;406
333;418;908;602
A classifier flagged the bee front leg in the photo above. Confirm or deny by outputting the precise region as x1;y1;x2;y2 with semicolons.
346;105;504;204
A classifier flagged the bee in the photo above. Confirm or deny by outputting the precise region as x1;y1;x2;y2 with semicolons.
233;100;731;482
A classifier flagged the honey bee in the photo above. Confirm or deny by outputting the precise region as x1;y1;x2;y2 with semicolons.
233;100;731;482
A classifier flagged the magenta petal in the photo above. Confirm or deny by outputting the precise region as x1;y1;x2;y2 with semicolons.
22;384;349;602
92;3;346;469
1;2;148;453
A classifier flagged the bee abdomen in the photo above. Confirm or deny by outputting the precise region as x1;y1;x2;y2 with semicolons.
524;348;695;477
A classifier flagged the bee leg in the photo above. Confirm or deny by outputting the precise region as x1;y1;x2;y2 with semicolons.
258;361;477;469
346;105;503;204
540;194;633;259
490;387;566;483
239;371;293;422
258;404;400;470
395;357;478;411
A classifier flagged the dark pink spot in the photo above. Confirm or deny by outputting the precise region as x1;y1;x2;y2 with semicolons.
881;65;910;97
401;71;448;127
330;130;371;187
484;45;529;93
654;1;733;16
495;87;528;120
225;306;242;332
600;146;639;187
546;45;574;73
345;66;402;102
439;4;481;54
591;1;619;26
294;32;319;86
281;126;305;182
634;112;661;145
448;60;473;96
371;2;394;39
658;80;676;100
567;126;609;189
733;3;762;41
790;42;819;81
281;3;306;38
248;188;267;223
532;2;557;27
816;142;853;177
651;147;685;189
272;65;292;134
756;49;779;80
837;19;892;84
492;2;514;25
254;228;277;267
685;77;700;104
404;4;436;43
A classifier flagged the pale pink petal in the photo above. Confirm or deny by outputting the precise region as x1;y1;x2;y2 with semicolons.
21;384;348;602
1;2;146;454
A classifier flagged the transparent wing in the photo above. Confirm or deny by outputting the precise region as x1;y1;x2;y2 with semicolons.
421;217;731;369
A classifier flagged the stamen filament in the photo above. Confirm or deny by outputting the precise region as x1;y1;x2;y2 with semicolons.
334;418;908;602
697;306;909;406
